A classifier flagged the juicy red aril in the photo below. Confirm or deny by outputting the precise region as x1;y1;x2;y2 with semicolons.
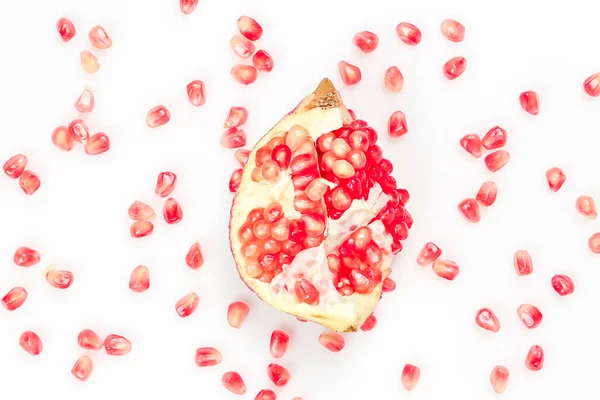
186;80;206;106
270;330;290;358
224;107;248;128
175;292;199;317
234;149;250;166
396;22;422;45
432;259;459;280
163;198;183;224
384;66;404;92
525;345;544;371
588;233;600;253
360;314;378;331
514;250;533;276
74;89;94;113
440;19;465;42
3;154;27;178
85;133;110;155
89;25;112;49
104;334;132;356
146;105;171;128
352;31;379;53
338;61;362;85
551;274;575;296
222;371;247;395
195;347;222;367
68;119;90;143
227;301;250;328
401;364;420;391
237;16;263;41
128;201;156;221
267;363;290;387
382;277;396;292
485;150;510;172
583;73;600;97
78;329;103;350
2;287;27;311
129;265;150;293
318;331;345;352
52;126;74;151
253;50;274;72
460;134;482;158
80;50;100;73
230;35;256;59
481;126;507;150
294;279;319;305
180;0;198;14
19;170;41;195
255;390;277;400
546;167;566;192
155;171;177;197
14;246;40;267
443;56;467;80
475;308;501;332
57;17;76;42
417;242;442;266
520;91;540;115
388;111;408;138
490;366;510;393
576;195;597;219
231;64;258;85
130;221;153;238
230;169;243;192
517;304;543;329
185;242;204;270
72;356;93;381
46;269;74;289
458;198;481;223
476;181;498;207
19;331;42;356
221;128;247;148
272;144;292;169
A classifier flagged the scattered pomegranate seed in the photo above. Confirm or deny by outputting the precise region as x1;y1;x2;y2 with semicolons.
180;0;199;15
46;269;74;289
68;119;90;143
19;331;43;356
80;50;100;73
229;169;243;192
2;287;27;311
417;242;442;266
230;35;256;59
458;198;481;223
221;128;247;149
490;366;510;393
14;246;40;267
163;198;183;224
253;50;274;72
432;259;460;280
551;274;575;296
74;89;95;113
129;265;150;293
255;389;277;400
56;17;76;42
583;72;600;97
72;356;94;381
234;149;250;166
185;242;204;270
237;16;263;41
89;26;112;49
388;111;408;138
476;181;498;207
546;167;566;192
130;221;154;238
513;250;533;276
576;195;597;219
443;56;467;80
231;64;258;85
128;201;156;221
588;233;600;253
267;363;291;387
318;331;345;352
85;132;110;155
481;126;507;150
175;292;199;317
401;363;420;391
104;334;132;356
475;308;501;332
78;329;104;350
352;31;379;53
227;301;250;328
384;66;404;92
270;330;290;358
382;277;396;292
224;107;249;129
3;154;27;178
186;80;206;106
525;345;544;371
360;313;378;331
396;22;422;45
440;19;465;42
52;126;74;151
460;134;482;158
519;91;540;115
222;371;247;395
517;304;543;329
485;150;510;172
338;61;362;85
155;172;177;197
19;171;41;195
195;347;223;367
146;105;171;128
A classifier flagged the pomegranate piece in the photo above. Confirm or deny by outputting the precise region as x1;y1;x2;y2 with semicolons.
186;80;206;106
476;181;498;206
227;301;250;328
68;119;90;143
481;126;507;150
360;313;378;331
384;66;404;92
104;334;132;356
417;242;442;266
576;195;597;219
89;25;112;49
128;201;156;221
19;171;41;195
129;265;150;293
230;35;256;59
130;221;154;238
221;128;247;148
72;356;94;381
180;0;198;14
2;287;28;311
294;279;320;305
155;171;177;197
396;22;422;45
475;308;501;332
388;111;408;138
401;364;420;391
78;329;104;350
146;105;171;128
432;259;459;280
253;50;274;72
163;198;183;224
443;56;467;80
458;198;481;223
485;150;510;172
195;347;222;367
318;331;345;352
270;330;290;358
80;50;100;73
546;167;566;192
175;292;199;317
352;31;379;53
514;250;533;276
525;345;544;371
338;61;362;85
588;233;600;253
85;133;110;155
231;64;258;85
230;169;243;192
255;390;277;400
234;149;250;166
3;154;27;179
46;269;74;289
185;242;204;270
267;363;290;387
14;246;40;267
583;72;600;97
224;107;248;129
222;371;247;395
237;16;263;41
460;134;482;158
74;89;95;113
52;126;74;151
517;304;543;329
490;366;510;393
440;19;465;42
19;331;43;356
56;17;76;42
382;277;396;292
551;274;575;296
519;90;540;115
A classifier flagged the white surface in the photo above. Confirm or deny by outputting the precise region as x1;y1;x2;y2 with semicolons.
0;0;599;399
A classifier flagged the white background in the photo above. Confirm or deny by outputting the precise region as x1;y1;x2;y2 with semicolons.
0;0;599;399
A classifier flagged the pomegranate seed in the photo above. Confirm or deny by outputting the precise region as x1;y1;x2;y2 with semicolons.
460;134;482;158
475;181;498;207
583;72;600;97
305;178;328;201
576;195;597;219
14;246;40;267
180;0;199;15
255;389;277;400
19;331;42;356
551;274;575;296
396;22;422;45
443;56;467;80
128;201;156;221
458;198;481;223
78;329;103;350
481;126;507;150
237;16;263;41
382;277;396;292
234;149;250;166
546;167;566;192
360;314;378;331
352;31;379;53
417;242;442;266
270;330;290;358
57;17;76;42
490;366;510;393
221;128;247;148
231;64;258;85
229;169;243;192
52;126;74;151
72;356;94;381
46;269;74;289
517;304;543;329
89;26;112;49
19;171;41;195
519;91;540;115
440;19;465;42
384;66;404;92
104;334;132;356
525;345;544;371
2;287;27;311
485;150;510;172
155;172;177;197
230;35;256;59
186;80;206;106
3;154;27;178
175;292;199;317
401;364;420;391
130;221;154;238
267;363;290;387
163;197;183;224
68;119;90;143
318;331;345;352
338;61;362;86
432;259;459;280
146;105;171;128
129;265;150;293
295;279;320;305
224;107;248;128
253;50;274;72
222;371;247;395
85;132;110;155
195;347;222;367
388;111;408;138
227;301;250;328
185;242;204;270
475;308;501;332
80;50;99;73
514;250;533;276
74;89;95;113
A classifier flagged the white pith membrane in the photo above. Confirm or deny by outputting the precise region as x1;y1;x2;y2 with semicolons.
230;79;409;332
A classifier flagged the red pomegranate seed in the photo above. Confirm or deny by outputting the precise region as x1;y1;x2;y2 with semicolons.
230;35;256;59
551;274;575;296
588;233;600;253
318;331;345;352
460;134;482;158
234;149;250;166
19;171;41;195
2;287;27;311
68;119;90;143
128;201;156;221
417;242;442;266
514;250;533;276
267;363;291;387
401;364;420;391
519;91;540;115
221;128;247;148
338;61;362;85
180;0;199;15
155;172;177;197
80;50;99;73
227;301;250;328
443;56;467;80
74;89;95;113
229;169;243;192
388;111;408;138
104;334;132;356
253;50;274;72
352;31;379;53
146;105;171;128
476;181;498;206
490;366;510;393
432;259;459;280
224;107;248;128
396;22;422;45
185;242;204;270
186;80;206;106
295;279;320;305
475;308;501;332
222;371;247;395
46;269;74;289
576;195;597;219
19;331;43;356
481;126;507;150
175;292;199;317
163;198;183;224
129;265;150;293
255;389;277;400
14;246;40;267
360;314;378;331
583;73;600;97
78;329;103;350
52;126;74;151
130;221;154;238
3;154;27;178
485;150;510;172
89;26;112;49
85;132;110;155
546;167;566;192
384;66;404;92
440;19;465;42
72;356;94;381
237;16;263;41
525;345;544;371
458;198;481;223
270;330;290;358
231;64;258;85
56;17;76;42
517;304;543;329
382;277;396;292
195;347;222;367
